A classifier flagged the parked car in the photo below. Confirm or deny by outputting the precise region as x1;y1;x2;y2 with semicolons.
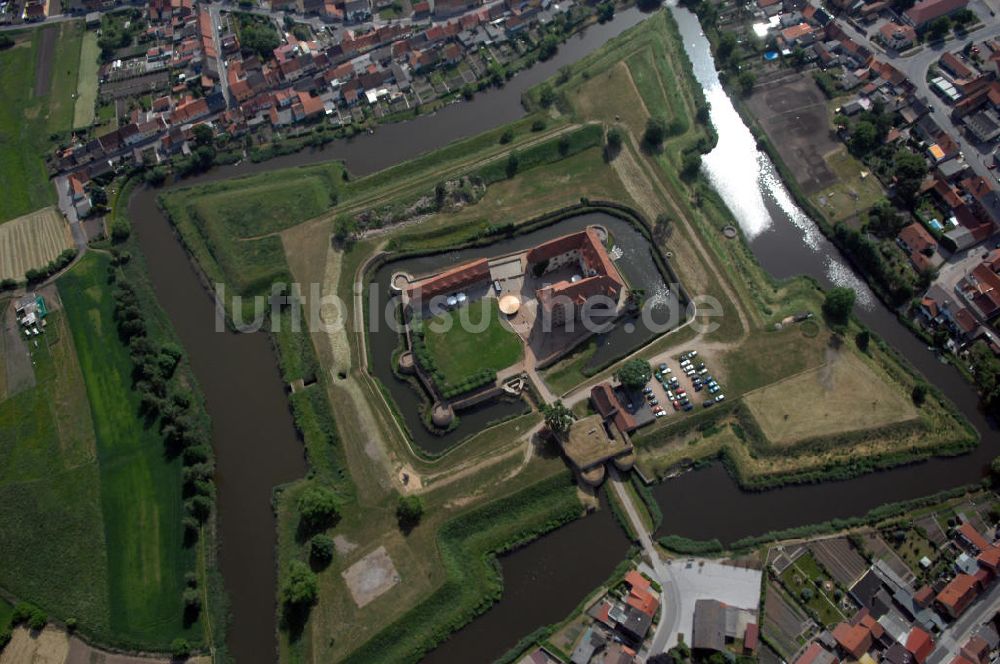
655;410;666;418
643;386;653;395
658;363;668;372
676;388;686;396
703;400;714;408
649;398;658;406
693;383;703;392
672;400;681;410
697;368;708;375
708;385;719;394
715;394;725;402
682;403;694;411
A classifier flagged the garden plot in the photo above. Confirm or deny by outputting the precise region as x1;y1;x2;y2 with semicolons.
0;207;74;281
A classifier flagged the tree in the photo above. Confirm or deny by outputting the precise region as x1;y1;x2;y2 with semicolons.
644;116;668;149
681;152;701;179
282;561;318;607
542;401;573;434
855;330;870;352
506;151;520;178
298;486;339;532
0;35;13;50
171;638;191;660
332;214;358;247
192;123;214;147
892;150;928;206
617;358;652;390
539;33;559;60
499;128;514;144
849;120;879;156
926;16;951;41
717;32;737;62
737;70;756;96
865;200;905;237
822;287;855;325
309;534;335;566
912;383;928;406
597;0;614;22
396;495;424;531
606;126;624;158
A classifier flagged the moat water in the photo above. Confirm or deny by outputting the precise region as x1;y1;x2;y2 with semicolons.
126;4;995;662
368;211;681;454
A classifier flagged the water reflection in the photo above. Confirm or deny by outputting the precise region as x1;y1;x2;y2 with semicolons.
671;7;875;308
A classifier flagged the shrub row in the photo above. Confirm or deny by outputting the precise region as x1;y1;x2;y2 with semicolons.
26;248;77;284
109;265;216;599
659;534;725;555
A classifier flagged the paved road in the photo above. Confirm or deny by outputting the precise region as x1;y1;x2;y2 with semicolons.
607;469;680;657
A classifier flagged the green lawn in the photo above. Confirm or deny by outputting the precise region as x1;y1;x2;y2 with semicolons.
0;21;83;222
0;308;111;634
159;162;344;316
422;298;523;386
73;31;100;128
58;253;199;647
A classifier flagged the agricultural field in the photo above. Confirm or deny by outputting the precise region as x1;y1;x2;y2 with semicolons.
0;207;74;281
0;21;83;222
743;350;917;446
421;298;523;387
0;303;110;636
73;31;100;129
58;253;200;647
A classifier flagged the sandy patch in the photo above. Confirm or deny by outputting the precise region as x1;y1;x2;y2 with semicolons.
333;534;359;556
0;627;69;664
342;545;401;608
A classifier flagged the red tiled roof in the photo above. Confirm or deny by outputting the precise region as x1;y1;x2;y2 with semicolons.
959;522;991;550
590;383;637;433
833;623;872;659
979;545;1000;570
905;0;967;25
937;574;978;616
906;627;934;664
782;22;814;41
914;585;935;607
744;623;759;653
941;52;974;80
954;307;977;333
406;258;490;301
899;222;936;254
796;643;839;664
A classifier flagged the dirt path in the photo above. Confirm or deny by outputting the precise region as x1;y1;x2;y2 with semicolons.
34;26;57;98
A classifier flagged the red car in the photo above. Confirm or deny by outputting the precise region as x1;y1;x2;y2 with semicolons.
672;400;681;410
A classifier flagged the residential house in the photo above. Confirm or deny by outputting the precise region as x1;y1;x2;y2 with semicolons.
879;21;916;50
936;574;979;618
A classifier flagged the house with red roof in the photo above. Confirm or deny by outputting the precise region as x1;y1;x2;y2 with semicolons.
590;383;637;434
937;573;979;618
879;22;917;50
833;622;872;659
906;627;934;664
796;643;840;664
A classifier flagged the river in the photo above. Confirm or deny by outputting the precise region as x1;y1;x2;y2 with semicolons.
125;4;995;662
652;5;995;541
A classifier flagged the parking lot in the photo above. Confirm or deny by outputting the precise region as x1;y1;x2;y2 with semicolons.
621;349;727;423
